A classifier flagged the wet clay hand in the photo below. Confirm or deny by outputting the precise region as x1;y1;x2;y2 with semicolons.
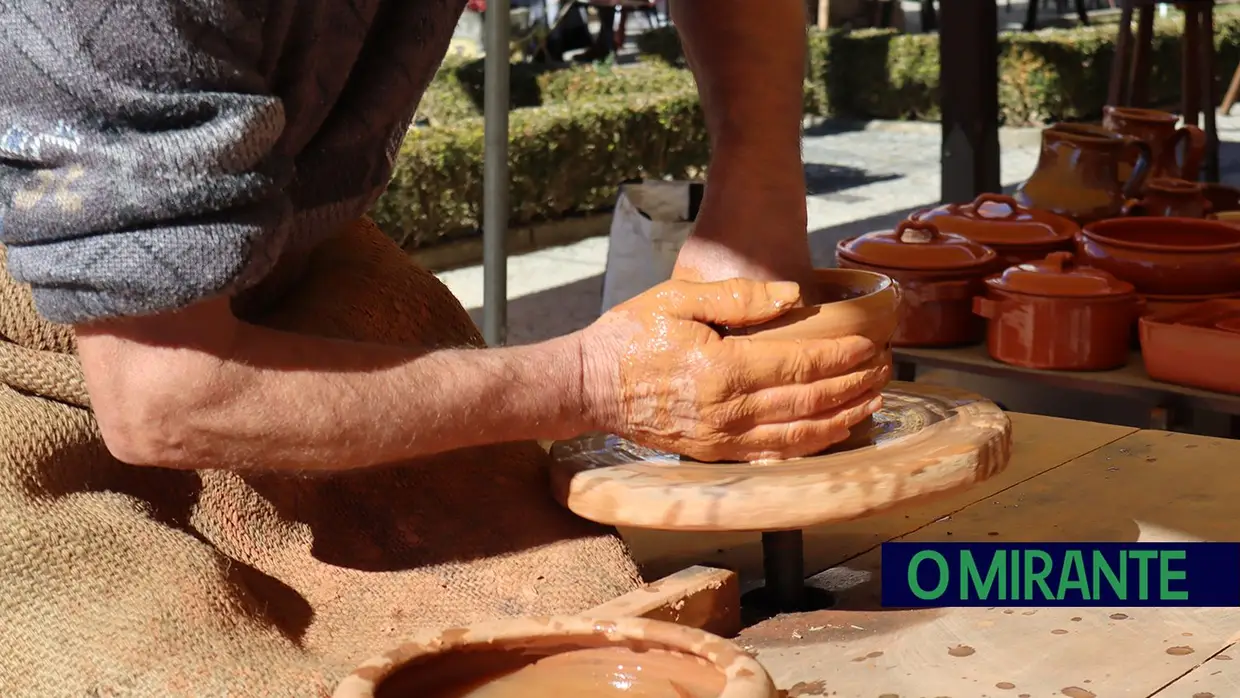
579;278;887;462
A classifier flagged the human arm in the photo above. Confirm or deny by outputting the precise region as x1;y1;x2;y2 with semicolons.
668;0;815;291
78;279;885;469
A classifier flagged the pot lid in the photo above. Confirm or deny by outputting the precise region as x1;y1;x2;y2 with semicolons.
836;220;997;271
911;193;1079;245
984;251;1136;298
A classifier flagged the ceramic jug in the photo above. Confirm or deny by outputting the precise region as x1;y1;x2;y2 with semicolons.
1102;106;1206;183
1122;177;1210;218
1014;123;1152;224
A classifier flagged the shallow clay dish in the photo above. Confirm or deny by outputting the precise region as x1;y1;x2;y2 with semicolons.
549;382;1011;532
1077;217;1240;296
1140;300;1240;395
333;616;777;698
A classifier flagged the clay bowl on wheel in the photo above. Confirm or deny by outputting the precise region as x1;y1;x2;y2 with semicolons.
332;616;777;698
724;267;901;349
724;268;900;449
1077;217;1240;296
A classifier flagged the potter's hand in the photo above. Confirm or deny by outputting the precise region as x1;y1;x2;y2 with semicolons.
579;278;887;462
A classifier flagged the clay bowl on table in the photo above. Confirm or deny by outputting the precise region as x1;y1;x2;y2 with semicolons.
973;251;1142;371
332;616;777;698
909;192;1079;266
835;220;1000;347
1077;217;1240;296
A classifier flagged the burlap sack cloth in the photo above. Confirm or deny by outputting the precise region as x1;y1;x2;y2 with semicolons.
0;218;643;696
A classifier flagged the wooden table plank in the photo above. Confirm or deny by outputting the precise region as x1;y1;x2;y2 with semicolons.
623;413;1137;581
739;428;1240;698
1153;644;1240;697
895;344;1240;418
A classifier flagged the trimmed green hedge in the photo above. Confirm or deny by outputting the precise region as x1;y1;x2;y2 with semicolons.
383;11;1240;249
648;14;1240;125
375;89;708;249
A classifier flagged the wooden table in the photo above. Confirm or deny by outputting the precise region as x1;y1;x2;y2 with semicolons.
621;413;1240;697
894;343;1240;435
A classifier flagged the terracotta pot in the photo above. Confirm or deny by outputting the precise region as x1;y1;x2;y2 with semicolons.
973;251;1141;371
1014;123;1152;224
333;616;777;698
1077;217;1240;296
1122;177;1210;218
1140;300;1240;394
1203;183;1240;214
909;192;1078;265
835;220;998;347
1102;105;1206;182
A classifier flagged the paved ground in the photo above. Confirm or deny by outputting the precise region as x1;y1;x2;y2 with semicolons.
435;113;1240;432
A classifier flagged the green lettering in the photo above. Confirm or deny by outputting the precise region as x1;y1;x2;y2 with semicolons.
1159;550;1189;601
1010;547;1020;599
1023;550;1055;600
1058;550;1091;601
1129;550;1158;600
1092;550;1126;599
908;551;950;600
962;550;1005;600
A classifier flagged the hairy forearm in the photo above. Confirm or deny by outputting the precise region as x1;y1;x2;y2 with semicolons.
79;311;587;471
673;0;806;171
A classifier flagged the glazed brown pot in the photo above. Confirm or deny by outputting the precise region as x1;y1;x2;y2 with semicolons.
973;252;1141;371
910;192;1078;266
1014;123;1152;224
1102;106;1206;183
1122;177;1210;218
333;616;778;698
1077;217;1240;296
835;220;999;347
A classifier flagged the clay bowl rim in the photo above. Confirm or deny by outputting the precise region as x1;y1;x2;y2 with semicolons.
331;616;777;698
1145;177;1205;194
1081;217;1240;254
725;267;899;337
1046;122;1131;145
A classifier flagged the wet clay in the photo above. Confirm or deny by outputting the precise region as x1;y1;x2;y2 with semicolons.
1166;646;1196;656
599;277;886;463
1061;687;1096;698
947;644;976;657
387;646;726;698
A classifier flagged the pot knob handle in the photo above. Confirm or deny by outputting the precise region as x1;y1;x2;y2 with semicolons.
972;193;1022;219
894;220;941;244
1043;250;1076;272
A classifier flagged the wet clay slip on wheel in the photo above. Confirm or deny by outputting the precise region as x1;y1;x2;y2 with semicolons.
548;382;1011;532
332;616;777;698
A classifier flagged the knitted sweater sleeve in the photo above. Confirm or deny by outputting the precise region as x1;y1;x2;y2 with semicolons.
0;1;290;325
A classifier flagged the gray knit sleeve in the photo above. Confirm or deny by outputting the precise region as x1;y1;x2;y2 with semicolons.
0;1;290;324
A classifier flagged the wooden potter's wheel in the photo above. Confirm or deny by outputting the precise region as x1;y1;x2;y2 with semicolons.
549;382;1012;615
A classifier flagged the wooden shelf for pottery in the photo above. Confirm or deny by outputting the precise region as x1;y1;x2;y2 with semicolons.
549;381;1012;533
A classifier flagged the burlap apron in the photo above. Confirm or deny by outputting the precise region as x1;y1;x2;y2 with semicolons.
0;218;643;697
